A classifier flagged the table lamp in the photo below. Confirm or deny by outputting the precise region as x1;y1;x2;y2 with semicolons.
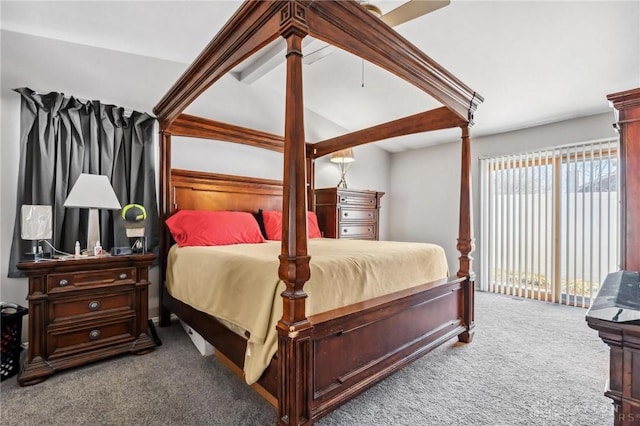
330;148;355;188
21;205;52;261
64;174;121;252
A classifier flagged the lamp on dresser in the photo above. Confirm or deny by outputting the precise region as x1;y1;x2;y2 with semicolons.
20;204;52;261
330;148;355;188
64;173;121;253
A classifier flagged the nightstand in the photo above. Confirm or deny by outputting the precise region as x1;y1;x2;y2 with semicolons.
16;253;156;386
315;188;384;240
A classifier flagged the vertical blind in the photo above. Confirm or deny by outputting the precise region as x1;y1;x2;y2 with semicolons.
480;139;619;308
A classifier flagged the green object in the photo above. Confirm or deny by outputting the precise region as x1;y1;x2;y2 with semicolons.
122;204;146;223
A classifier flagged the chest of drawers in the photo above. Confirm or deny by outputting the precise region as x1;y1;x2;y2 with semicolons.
314;188;384;240
16;254;156;386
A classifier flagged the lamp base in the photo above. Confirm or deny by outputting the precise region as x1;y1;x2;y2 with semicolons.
22;252;52;261
336;176;348;189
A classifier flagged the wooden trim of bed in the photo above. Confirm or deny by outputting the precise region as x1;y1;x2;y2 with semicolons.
154;1;283;128
168;114;285;153
153;1;482;130
310;107;467;159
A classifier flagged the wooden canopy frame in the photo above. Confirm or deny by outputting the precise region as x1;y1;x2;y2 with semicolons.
154;1;483;425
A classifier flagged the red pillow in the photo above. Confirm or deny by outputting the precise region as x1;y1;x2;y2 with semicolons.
165;210;265;247
261;210;322;240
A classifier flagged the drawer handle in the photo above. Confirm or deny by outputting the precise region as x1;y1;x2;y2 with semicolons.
368;228;372;232
59;279;69;287
343;229;348;233
343;212;349;217
368;213;373;218
369;199;374;204
88;301;101;311
340;197;347;203
119;273;127;280
89;329;101;340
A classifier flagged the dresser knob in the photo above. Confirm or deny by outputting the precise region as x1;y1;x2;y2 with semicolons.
119;273;127;280
343;229;348;233
368;213;373;218
89;329;101;340
369;199;374;204
59;279;69;287
88;301;101;311
343;212;349;217
340;197;347;203
368;228;372;232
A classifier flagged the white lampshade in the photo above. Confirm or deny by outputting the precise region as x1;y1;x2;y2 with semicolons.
21;205;52;240
330;148;355;164
64;174;121;210
64;174;121;252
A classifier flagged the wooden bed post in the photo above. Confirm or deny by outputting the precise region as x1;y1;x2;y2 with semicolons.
277;3;313;425
457;125;475;343
159;130;172;327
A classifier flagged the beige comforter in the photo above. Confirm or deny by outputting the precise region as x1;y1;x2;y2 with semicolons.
166;238;448;384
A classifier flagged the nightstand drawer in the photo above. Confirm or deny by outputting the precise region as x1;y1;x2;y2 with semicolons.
47;267;136;293
339;224;376;239
50;289;134;322
340;208;377;222
47;316;135;359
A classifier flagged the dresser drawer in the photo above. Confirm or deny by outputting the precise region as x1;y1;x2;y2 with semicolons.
49;289;134;323
315;188;383;241
47;316;135;359
339;224;377;239
338;193;377;207
47;267;136;293
340;207;377;223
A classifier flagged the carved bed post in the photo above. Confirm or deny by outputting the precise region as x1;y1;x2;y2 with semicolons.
457;125;475;343
159;130;172;327
277;3;313;425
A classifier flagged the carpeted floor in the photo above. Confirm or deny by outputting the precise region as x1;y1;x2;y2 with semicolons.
0;292;611;425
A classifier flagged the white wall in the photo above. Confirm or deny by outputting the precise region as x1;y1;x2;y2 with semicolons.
0;30;391;326
389;112;618;279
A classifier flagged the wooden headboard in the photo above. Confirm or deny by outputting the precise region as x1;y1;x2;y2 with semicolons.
170;169;283;214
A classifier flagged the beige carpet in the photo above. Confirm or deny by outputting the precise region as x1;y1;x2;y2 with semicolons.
0;292;611;425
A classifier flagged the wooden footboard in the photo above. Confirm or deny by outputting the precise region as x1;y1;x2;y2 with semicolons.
307;276;469;420
163;274;472;422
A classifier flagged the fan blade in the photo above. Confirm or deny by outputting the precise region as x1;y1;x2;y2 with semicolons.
303;43;336;65
380;0;450;27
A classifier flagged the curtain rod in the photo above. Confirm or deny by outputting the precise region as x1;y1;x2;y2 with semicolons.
24;87;156;119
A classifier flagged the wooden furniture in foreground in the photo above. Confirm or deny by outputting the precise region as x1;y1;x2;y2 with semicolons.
16;254;156;386
608;88;640;271
314;188;384;240
586;271;640;425
153;1;482;424
588;87;640;425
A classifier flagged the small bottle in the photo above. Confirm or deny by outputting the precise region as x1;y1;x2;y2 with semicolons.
74;241;81;257
94;240;102;256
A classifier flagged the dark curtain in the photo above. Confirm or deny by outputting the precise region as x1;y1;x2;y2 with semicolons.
8;88;159;277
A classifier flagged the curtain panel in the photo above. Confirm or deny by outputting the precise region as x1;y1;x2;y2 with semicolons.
8;88;159;277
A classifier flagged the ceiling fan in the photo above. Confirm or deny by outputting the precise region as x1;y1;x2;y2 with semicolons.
303;0;451;65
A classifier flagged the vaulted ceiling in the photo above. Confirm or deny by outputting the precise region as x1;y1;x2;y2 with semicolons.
2;1;639;152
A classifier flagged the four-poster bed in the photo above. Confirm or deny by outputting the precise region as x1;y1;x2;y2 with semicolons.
153;1;483;424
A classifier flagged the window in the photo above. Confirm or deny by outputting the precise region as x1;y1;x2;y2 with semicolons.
480;139;619;308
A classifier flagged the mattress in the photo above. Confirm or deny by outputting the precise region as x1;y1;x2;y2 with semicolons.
166;238;448;384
